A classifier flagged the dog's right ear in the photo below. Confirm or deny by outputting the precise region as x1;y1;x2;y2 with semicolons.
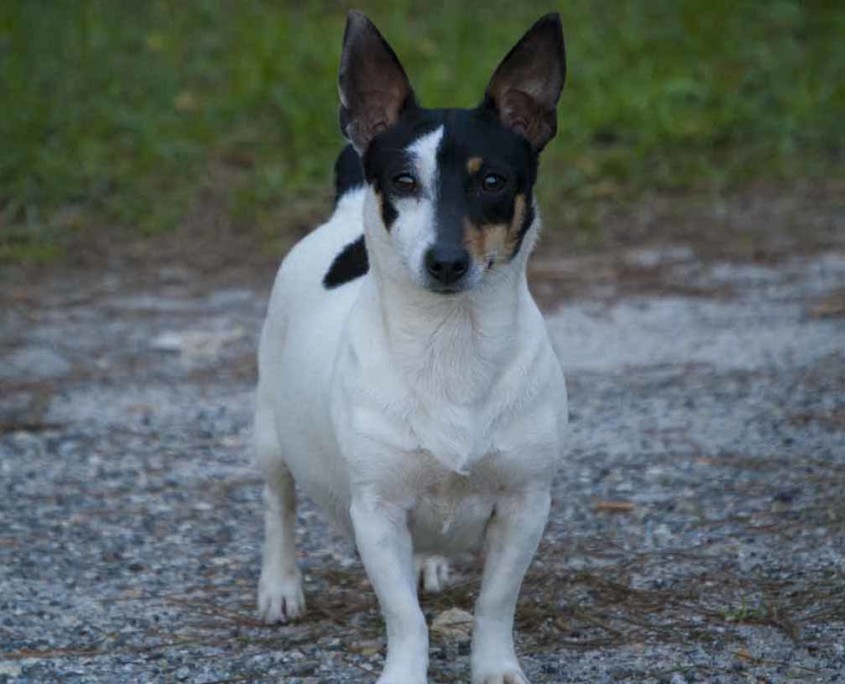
483;13;566;152
338;12;415;155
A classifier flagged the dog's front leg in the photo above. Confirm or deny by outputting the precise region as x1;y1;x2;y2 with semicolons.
472;489;551;684
351;493;428;684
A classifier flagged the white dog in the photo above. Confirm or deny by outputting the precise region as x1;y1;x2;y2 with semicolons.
255;11;567;683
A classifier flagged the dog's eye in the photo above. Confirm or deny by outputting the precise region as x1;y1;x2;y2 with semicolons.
481;173;507;194
392;173;417;194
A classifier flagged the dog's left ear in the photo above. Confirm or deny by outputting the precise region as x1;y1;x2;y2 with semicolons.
338;11;416;155
483;13;566;152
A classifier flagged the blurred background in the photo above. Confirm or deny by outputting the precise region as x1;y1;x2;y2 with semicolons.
2;4;844;681
1;0;841;267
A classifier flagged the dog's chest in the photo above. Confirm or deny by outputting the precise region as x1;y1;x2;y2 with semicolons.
408;399;491;474
408;460;500;554
336;311;562;478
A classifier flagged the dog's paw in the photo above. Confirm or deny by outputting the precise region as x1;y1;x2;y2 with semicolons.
257;572;305;624
474;671;529;684
473;654;529;684
376;676;426;684
376;667;427;684
414;554;450;594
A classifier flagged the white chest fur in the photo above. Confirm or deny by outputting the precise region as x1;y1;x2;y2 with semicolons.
330;265;566;506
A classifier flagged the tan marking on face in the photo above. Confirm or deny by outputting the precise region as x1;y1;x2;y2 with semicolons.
466;157;483;174
464;219;507;268
507;194;527;256
462;193;528;267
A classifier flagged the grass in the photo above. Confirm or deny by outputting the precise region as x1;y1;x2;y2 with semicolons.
1;0;842;263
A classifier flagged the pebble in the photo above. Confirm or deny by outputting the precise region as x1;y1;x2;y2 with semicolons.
0;347;71;379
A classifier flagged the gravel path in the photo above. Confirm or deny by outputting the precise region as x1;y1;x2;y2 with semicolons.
1;248;843;683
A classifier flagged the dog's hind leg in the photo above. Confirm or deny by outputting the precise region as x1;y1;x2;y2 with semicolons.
414;554;450;594
256;406;305;623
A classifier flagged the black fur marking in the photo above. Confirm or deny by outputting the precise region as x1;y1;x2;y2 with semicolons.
338;12;562;259
360;103;540;257
381;195;398;228
323;235;369;289
433;108;538;258
334;145;365;206
363;112;439;230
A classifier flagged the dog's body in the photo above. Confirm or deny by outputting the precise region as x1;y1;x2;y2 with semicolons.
255;13;567;684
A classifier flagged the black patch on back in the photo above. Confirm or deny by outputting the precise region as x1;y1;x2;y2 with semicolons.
323;235;369;289
333;144;365;206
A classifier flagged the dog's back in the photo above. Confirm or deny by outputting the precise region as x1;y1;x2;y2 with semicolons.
333;143;365;206
255;148;371;533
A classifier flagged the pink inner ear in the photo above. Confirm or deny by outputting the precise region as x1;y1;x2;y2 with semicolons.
500;90;540;130
509;118;528;136
347;88;406;150
495;88;557;151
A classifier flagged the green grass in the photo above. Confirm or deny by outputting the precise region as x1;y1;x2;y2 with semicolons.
1;0;842;262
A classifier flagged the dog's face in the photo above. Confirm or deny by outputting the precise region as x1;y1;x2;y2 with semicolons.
339;12;566;294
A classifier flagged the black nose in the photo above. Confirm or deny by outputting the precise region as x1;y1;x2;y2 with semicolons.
424;245;471;286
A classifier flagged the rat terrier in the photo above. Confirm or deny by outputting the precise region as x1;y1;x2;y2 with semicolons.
255;11;567;684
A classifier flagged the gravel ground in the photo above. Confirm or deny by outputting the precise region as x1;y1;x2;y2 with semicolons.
1;247;843;683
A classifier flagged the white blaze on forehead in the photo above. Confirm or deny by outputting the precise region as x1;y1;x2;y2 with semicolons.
407;126;444;197
380;125;443;289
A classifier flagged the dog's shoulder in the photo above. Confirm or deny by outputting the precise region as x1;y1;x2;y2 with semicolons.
324;147;369;288
272;159;368;298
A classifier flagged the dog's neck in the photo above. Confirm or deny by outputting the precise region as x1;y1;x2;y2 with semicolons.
364;221;537;407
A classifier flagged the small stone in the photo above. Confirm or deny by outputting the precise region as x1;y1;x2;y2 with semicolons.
288;660;320;675
0;348;72;380
150;332;183;353
150;329;245;359
0;662;23;677
430;608;474;641
349;639;383;656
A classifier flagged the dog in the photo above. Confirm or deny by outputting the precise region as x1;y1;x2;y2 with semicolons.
255;11;567;684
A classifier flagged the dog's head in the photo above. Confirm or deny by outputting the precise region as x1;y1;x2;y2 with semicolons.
339;12;565;295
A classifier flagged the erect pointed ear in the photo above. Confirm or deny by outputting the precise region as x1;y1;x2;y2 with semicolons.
338;11;416;154
483;13;566;152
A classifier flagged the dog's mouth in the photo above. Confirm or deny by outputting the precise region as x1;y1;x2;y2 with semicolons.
425;281;466;295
